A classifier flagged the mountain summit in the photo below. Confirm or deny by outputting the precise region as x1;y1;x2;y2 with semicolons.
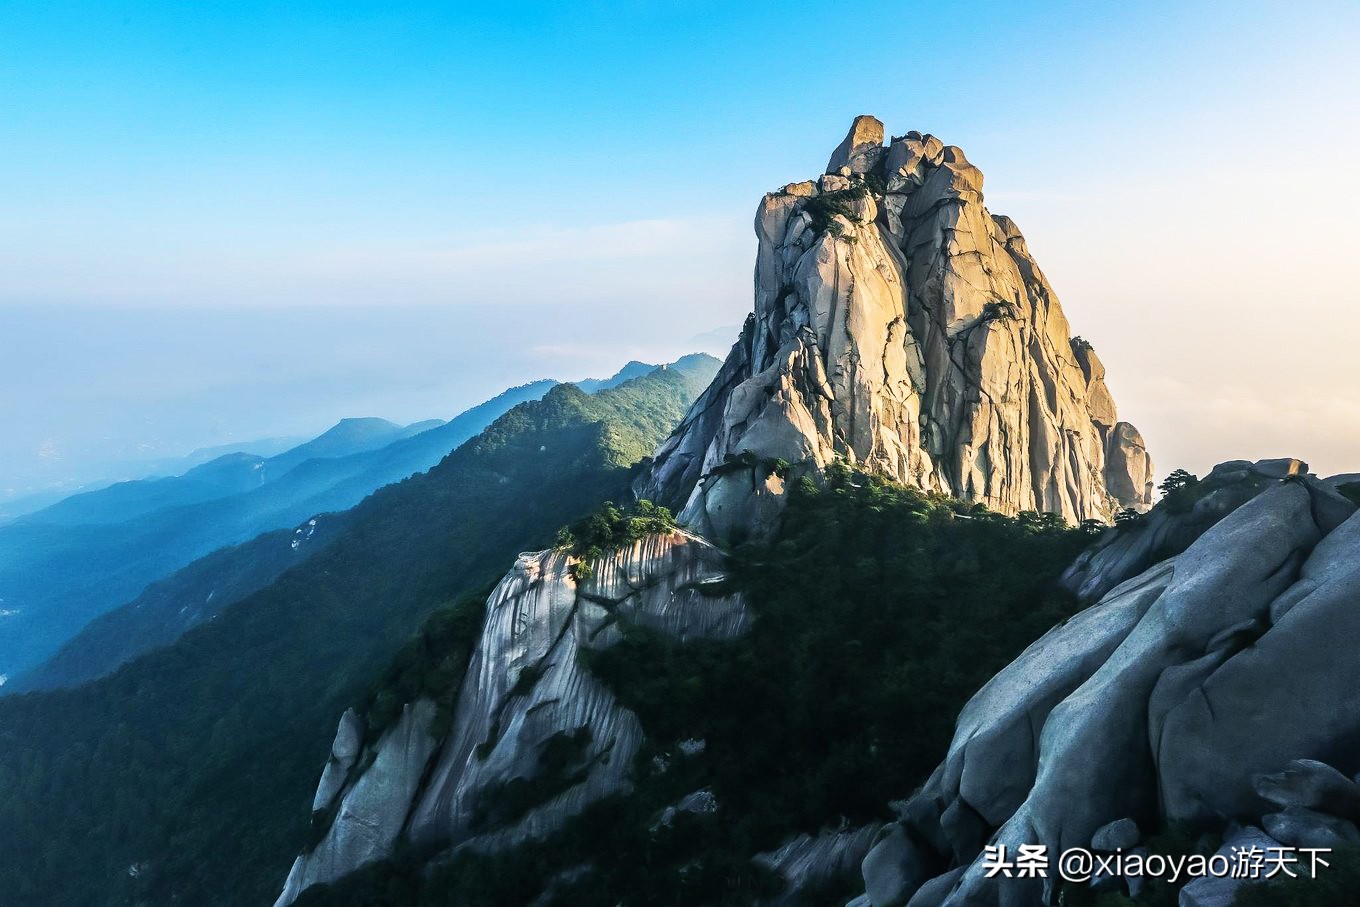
644;115;1152;539
272;120;1158;906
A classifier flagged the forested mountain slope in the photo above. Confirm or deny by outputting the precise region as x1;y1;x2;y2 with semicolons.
0;356;716;906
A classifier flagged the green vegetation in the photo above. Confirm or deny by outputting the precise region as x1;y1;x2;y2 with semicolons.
711;448;792;479
359;586;493;741
555;499;677;581
803;184;869;238
861;167;888;196
1115;506;1146;527
1158;468;1202;514
982;300;1019;322
0;360;717;906
301;464;1091;905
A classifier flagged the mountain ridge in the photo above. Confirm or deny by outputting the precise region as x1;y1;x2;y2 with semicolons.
0;380;561;680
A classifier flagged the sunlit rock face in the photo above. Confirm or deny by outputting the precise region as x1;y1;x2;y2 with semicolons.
275;531;748;906
642;116;1153;541
860;464;1360;907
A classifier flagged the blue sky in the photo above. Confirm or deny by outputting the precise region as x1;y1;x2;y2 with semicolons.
2;1;1359;492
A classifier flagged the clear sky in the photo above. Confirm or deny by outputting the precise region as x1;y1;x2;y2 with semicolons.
2;1;1358;494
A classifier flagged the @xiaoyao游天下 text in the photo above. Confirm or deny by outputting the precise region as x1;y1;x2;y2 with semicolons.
981;842;1332;884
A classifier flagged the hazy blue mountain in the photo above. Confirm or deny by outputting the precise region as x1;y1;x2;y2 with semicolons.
0;354;719;906
573;360;657;393
260;418;418;479
0;435;305;524
29;419;429;528
6;516;347;694
29;453;277;528
0;384;553;680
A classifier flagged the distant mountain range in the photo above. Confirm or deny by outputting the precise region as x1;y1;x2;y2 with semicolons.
0;436;306;524
0;360;670;683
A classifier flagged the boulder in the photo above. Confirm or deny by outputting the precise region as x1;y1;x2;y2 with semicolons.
861;823;932;906
905;867;964;907
1252;759;1360;819
1262;807;1360;849
1091;817;1140;851
1105;422;1155;510
826;115;885;174
1253;458;1308;478
654;787;719;829
1124;846;1150;899
1061;459;1321;604
754;825;881;907
275;700;439;907
312;708;364;811
1177;827;1279;907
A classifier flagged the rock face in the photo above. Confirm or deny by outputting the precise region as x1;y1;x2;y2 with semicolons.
641;117;1152;540
754;825;881;906
275;531;748;905
1062;458;1303;603
861;462;1360;906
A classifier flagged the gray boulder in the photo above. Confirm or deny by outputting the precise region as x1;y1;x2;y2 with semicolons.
311;708;364;811
1252;758;1360;819
276;700;439;906
884;476;1360;906
826;115;885;174
1091;817;1140;851
1178;827;1279;907
754;825;880;907
906;867;964;907
1254;457;1308;478
861;823;933;906
1262;807;1360;849
1062;458;1310;604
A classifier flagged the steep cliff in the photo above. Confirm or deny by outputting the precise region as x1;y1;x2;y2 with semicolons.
643;116;1152;540
855;460;1360;907
276;531;749;905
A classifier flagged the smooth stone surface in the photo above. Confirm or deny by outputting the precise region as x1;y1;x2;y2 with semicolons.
1253;758;1360;819
1091;817;1140;851
1263;807;1360;849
